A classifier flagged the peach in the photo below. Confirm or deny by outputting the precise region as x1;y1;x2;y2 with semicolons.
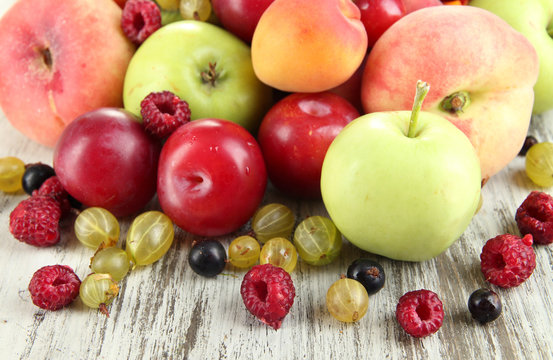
251;0;368;93
361;6;539;183
0;0;135;147
403;0;442;13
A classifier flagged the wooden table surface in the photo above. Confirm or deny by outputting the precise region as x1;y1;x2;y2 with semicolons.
1;2;553;359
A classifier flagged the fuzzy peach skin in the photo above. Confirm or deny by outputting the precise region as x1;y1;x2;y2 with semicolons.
403;0;442;13
361;6;539;184
251;0;368;93
0;0;135;147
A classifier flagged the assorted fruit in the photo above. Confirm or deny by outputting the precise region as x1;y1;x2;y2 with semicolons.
480;234;536;288
188;239;227;277
0;156;25;193
0;0;553;340
468;288;502;324
293;216;342;266
126;210;175;265
395;289;444;338
326;277;369;323
346;259;386;296
28;265;81;311
74;207;120;250
240;263;295;330
251;203;295;244
259;237;298;274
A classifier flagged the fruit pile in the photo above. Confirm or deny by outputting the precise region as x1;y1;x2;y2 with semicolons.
0;0;552;339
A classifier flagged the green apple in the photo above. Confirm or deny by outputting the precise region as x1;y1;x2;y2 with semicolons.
123;20;273;131
471;0;553;114
320;81;481;262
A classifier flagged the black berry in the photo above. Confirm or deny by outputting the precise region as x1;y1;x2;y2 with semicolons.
346;258;385;295
519;135;538;156
468;288;502;323
188;240;227;277
22;163;55;195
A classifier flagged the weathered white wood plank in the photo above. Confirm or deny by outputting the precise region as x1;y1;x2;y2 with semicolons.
1;1;553;358
2;110;553;360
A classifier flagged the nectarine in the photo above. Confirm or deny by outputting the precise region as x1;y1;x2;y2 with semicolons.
251;0;368;93
361;6;539;183
0;0;135;147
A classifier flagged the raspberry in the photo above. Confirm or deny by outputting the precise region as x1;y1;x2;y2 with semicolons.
121;0;161;45
34;176;71;214
9;195;61;247
240;264;295;330
395;289;444;338
515;191;553;245
480;234;536;288
28;265;81;311
140;91;191;139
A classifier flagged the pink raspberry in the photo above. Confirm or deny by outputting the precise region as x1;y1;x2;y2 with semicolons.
28;265;81;311
515;191;553;245
396;289;444;338
9;195;62;247
240;264;295;330
34;176;71;214
121;0;161;45
480;234;536;288
140;91;191;139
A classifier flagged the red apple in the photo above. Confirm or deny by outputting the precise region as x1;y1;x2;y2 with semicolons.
211;0;275;43
354;0;407;48
157;118;267;237
54;108;160;217
0;0;135;147
257;92;359;199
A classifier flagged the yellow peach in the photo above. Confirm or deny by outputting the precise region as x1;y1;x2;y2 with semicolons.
251;0;367;93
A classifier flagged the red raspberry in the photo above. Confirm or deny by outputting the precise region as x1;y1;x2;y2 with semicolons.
140;91;191;139
121;0;161;45
34;176;71;214
480;234;536;288
240;264;295;330
9;195;61;247
396;289;444;338
515;191;553;245
28;265;81;311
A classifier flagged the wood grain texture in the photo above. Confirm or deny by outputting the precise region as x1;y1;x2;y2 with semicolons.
1;2;553;359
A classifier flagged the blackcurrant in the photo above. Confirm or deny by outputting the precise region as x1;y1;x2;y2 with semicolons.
188;240;227;277
468;288;502;323
21;163;55;195
346;258;385;295
518;135;538;156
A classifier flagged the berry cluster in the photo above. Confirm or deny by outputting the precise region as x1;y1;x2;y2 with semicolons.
9;163;74;247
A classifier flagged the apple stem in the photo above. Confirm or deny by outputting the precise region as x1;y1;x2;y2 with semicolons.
40;47;52;70
407;80;430;138
201;62;219;86
440;91;470;114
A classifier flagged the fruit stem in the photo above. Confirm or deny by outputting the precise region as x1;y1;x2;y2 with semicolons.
407;80;430;138
440;91;470;114
39;47;52;70
99;303;110;318
201;62;219;86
